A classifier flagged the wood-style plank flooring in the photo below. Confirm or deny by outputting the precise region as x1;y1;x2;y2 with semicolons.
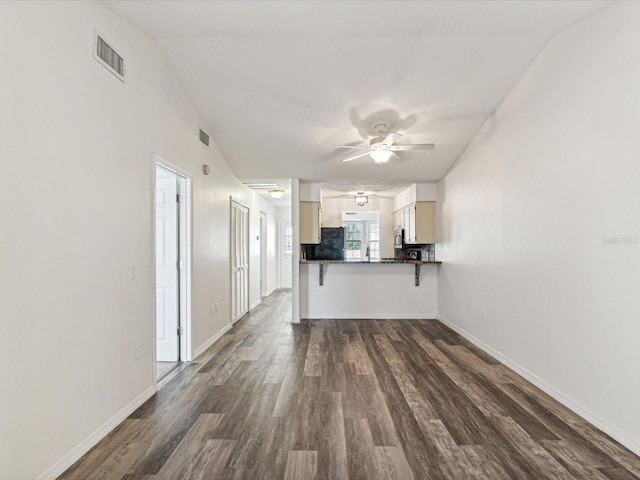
59;290;640;479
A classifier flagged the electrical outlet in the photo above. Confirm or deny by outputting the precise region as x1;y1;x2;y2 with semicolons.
129;264;136;280
481;309;487;322
210;305;215;316
215;303;219;314
136;342;143;359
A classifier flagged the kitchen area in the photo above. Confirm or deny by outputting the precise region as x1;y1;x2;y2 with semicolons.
299;183;440;319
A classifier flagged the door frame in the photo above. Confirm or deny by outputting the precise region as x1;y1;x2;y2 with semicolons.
152;155;193;383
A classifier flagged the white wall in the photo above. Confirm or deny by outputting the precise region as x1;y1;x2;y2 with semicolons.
0;2;275;478
437;2;640;454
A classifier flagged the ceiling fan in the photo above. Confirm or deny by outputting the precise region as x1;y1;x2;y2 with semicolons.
337;123;435;164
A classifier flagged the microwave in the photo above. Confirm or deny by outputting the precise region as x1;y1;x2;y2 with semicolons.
407;249;421;261
394;229;404;249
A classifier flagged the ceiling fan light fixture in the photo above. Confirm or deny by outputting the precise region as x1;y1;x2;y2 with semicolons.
370;150;393;164
268;189;285;199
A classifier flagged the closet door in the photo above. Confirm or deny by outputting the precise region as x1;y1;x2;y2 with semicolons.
231;200;249;322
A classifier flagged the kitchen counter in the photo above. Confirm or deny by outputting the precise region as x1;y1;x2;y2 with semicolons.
300;258;441;287
300;259;442;265
299;260;439;320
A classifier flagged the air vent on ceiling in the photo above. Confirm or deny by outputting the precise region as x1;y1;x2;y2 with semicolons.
199;129;210;147
244;183;278;190
93;29;125;82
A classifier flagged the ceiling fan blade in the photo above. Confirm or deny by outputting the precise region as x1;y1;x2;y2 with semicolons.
382;132;402;146
390;143;435;151
342;151;372;162
335;145;369;150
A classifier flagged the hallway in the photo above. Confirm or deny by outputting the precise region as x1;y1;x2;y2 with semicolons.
59;290;640;479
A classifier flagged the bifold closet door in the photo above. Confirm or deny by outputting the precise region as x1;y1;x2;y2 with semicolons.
231;200;249;322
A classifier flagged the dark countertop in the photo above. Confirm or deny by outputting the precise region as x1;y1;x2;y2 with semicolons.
300;259;441;265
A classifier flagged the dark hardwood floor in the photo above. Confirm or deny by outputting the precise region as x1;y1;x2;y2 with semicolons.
59;290;640;479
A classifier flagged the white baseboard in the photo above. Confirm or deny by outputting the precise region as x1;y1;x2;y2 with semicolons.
264;286;278;297
302;313;437;320
192;322;233;360
36;385;156;480
436;314;640;458
249;299;261;311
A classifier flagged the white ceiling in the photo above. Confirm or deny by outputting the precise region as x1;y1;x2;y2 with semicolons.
242;178;292;208
107;0;610;192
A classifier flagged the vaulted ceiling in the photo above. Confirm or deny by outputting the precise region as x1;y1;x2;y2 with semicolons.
106;0;610;191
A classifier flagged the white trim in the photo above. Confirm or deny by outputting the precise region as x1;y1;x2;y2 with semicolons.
250;299;262;311
302;313;437;320
36;386;156;480
178;175;193;361
264;286;278;297
436;314;640;458
291;179;300;323
230;197;249;209
192;322;233;359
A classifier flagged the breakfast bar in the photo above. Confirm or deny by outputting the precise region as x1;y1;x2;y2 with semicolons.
299;259;441;320
301;259;441;286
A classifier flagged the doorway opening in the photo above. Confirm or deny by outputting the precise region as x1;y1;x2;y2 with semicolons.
155;161;192;381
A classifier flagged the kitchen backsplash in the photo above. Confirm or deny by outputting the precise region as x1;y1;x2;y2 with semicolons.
395;244;436;261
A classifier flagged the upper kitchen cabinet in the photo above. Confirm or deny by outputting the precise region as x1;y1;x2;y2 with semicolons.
394;184;436;244
404;201;435;244
300;201;322;244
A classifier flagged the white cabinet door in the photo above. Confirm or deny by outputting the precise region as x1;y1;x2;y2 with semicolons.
156;177;179;361
407;204;416;243
415;201;436;244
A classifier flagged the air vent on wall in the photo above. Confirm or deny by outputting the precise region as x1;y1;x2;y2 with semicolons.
93;29;125;82
199;129;210;147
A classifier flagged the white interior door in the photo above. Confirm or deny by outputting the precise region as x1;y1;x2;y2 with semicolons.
156;173;179;361
231;201;249;323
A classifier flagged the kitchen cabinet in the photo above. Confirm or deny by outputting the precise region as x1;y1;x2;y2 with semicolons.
395;201;435;244
394;206;411;231
300;201;322;244
394;209;403;230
